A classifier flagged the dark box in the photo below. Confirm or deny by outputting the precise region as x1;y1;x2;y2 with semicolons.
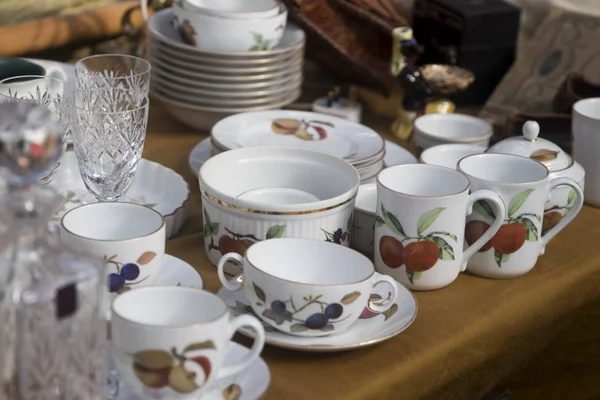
413;0;521;106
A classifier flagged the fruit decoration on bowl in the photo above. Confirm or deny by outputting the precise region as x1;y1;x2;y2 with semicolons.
419;64;475;95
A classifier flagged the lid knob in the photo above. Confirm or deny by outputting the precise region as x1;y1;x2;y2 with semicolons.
523;121;540;141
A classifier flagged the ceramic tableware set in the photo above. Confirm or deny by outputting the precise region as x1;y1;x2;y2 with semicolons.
350;119;584;291
146;1;305;132
188;109;419;182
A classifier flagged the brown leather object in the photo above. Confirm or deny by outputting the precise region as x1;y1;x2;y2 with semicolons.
0;1;146;57
504;110;572;153
281;0;410;95
553;73;600;114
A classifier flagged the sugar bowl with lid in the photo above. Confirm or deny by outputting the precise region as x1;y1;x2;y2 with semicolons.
486;120;585;235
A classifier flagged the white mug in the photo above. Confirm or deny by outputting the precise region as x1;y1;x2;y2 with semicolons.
458;153;584;278
374;164;506;291
217;238;398;337
111;287;265;399
573;98;600;207
60;202;166;317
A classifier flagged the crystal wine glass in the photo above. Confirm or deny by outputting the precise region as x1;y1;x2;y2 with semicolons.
0;75;73;184
75;54;151;93
71;87;149;202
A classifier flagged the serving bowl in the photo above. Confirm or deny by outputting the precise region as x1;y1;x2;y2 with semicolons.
199;147;360;274
172;0;287;52
147;9;305;59
413;114;493;150
419;144;486;169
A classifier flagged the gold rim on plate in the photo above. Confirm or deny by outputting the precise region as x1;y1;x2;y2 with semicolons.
149;50;305;74
149;37;305;66
152;73;302;99
152;87;301;113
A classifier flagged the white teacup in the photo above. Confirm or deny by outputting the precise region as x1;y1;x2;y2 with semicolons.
573;98;600;207
217;238;398;337
419;143;486;169
458;153;584;278
60;202;166;315
111;287;265;399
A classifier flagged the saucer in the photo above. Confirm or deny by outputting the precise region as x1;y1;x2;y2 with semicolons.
189;138;418;177
108;341;270;400
156;254;203;288
50;152;189;239
384;141;418;167
217;277;418;352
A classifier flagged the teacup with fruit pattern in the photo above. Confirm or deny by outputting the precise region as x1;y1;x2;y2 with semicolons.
217;238;398;337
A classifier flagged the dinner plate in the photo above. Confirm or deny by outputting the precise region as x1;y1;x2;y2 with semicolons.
217;277;417;352
147;8;305;59
149;50;304;75
152;71;302;98
150;55;302;83
153;66;300;91
189;138;418;176
211;110;385;165
50;152;189;239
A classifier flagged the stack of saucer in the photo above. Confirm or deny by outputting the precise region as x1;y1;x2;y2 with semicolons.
146;6;305;132
209;110;386;183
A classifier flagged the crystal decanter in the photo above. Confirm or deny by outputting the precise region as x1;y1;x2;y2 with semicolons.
0;102;107;399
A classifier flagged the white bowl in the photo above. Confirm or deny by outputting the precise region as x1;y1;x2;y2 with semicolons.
413;114;493;150
419;144;486;170
147;9;305;59
198;147;360;274
50;152;189;239
350;183;377;256
172;1;288;52
181;0;280;19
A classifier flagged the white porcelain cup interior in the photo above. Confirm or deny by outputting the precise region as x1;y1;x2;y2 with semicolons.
236;187;320;205
111;287;265;398
183;0;279;17
61;202;164;240
419;144;486;169
458;153;548;184
414;114;492;141
199;147;359;212
113;286;226;325
377;163;470;196
573;97;600;206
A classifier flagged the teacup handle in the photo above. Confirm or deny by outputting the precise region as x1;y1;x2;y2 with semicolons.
218;315;265;380
367;273;398;313
462;189;507;271
45;65;68;82
217;252;245;291
541;177;584;253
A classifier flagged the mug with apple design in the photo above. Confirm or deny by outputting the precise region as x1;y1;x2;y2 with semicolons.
374;164;506;291
457;153;584;278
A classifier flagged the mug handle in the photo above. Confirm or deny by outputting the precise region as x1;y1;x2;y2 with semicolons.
462;189;507;271
218;314;266;380
541;177;584;253
217;252;245;291
367;273;398;313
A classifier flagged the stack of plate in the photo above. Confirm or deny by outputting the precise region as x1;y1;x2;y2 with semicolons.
146;8;305;131
208;110;387;183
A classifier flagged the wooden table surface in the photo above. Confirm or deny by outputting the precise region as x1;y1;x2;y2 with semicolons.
141;97;600;400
